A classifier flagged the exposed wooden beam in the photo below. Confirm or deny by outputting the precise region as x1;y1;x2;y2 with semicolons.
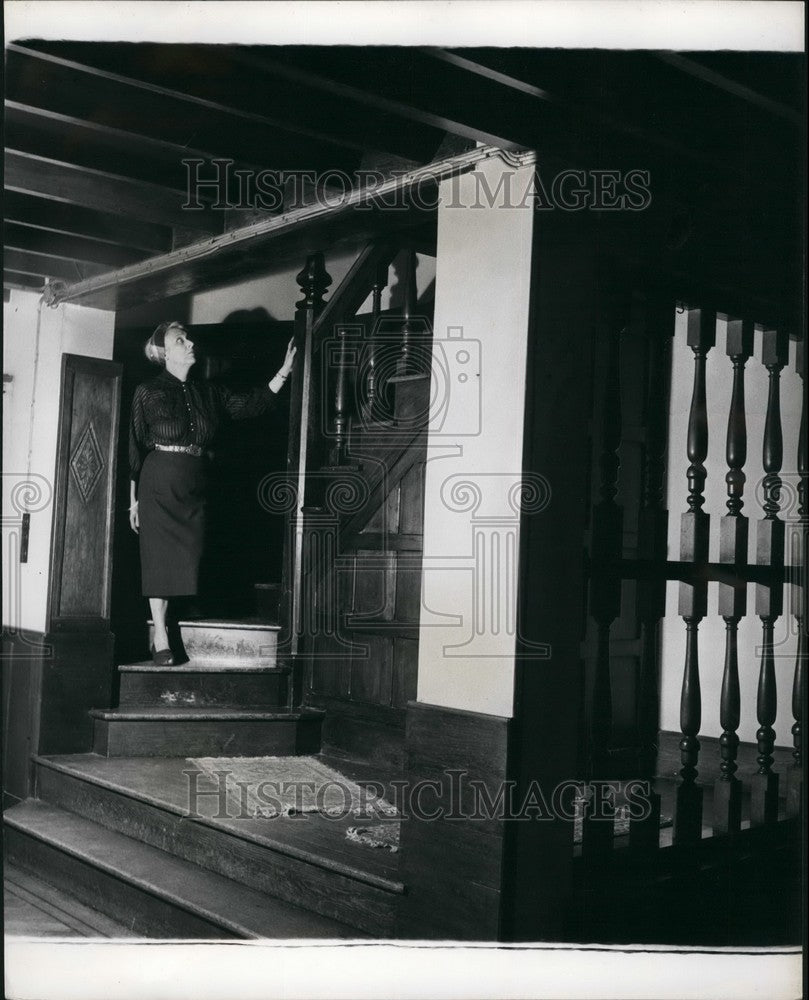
4;249;108;283
230;49;524;153
656;52;803;126
5;150;220;233
7;43;372;164
4;223;148;269
5;100;271;181
420;48;748;178
3;191;173;254
233;50;504;149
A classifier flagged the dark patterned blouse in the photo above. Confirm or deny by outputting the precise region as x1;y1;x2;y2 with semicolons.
129;368;279;482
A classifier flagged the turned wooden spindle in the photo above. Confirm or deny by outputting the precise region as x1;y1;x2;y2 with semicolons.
631;298;673;850
583;316;624;858
751;327;789;827
675;306;715;845
787;337;806;817
397;249;418;376
714;317;754;835
363;260;388;422
331;326;350;465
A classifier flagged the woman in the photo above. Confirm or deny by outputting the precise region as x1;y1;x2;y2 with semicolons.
129;321;296;664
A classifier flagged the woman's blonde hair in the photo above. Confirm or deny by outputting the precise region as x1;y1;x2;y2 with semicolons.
144;321;182;365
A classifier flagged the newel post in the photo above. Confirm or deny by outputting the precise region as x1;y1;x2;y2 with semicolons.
280;253;331;670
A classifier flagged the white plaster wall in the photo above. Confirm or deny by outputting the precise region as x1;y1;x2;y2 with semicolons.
191;248;435;326
416;158;536;717
189;249;356;325
2;292;115;633
659;311;803;744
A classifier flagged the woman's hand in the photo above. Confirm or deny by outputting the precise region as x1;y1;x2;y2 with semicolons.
129;501;139;534
280;338;297;377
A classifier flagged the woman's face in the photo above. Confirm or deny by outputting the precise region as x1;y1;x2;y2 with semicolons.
163;325;195;369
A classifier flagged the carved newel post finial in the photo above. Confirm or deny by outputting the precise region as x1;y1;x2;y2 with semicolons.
295;252;332;313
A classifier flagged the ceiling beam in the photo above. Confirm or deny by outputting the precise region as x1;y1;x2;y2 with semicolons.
6;150;220;233
4;248;108;283
5;100;272;180
655;52;803;125
7;43;376;164
4;191;173;254
230;49;517;153
5;223;148;269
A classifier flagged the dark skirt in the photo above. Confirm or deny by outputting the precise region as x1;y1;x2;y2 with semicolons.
138;450;207;596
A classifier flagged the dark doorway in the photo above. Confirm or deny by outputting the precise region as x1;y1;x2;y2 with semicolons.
111;315;294;665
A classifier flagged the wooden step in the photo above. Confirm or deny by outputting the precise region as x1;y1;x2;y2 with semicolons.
32;754;404;935
150;618;282;665
90;707;323;756
5;862;136;937
118;660;289;709
4;799;361;939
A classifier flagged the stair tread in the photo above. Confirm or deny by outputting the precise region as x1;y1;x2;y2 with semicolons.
91;707;323;721
119;661;288;673
172;618;282;631
4;800;361;939
34;754;403;889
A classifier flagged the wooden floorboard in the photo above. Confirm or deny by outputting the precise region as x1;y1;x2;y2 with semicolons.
36;753;402;884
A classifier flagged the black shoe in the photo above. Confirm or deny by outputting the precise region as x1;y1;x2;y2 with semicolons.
150;643;175;666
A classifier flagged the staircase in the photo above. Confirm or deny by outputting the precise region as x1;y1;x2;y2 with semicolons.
4;618;404;938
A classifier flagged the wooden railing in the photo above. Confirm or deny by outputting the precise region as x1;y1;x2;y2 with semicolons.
581;299;805;860
279;243;430;700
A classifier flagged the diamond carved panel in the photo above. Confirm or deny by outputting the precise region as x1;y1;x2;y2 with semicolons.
69;421;105;503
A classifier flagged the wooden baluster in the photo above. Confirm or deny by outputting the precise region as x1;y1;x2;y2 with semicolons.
674;306;715;845
714;318;754;835
751;327;789;827
330;326;350;466
280;252;331;663
363;260;389;422
397;249;418;376
630;298;673;851
583;316;624;858
787;337;806;816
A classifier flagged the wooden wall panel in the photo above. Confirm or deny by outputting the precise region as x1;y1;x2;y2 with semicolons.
397;701;510;940
398;461;424;534
48;354;122;629
392;637;418;708
350;632;392;705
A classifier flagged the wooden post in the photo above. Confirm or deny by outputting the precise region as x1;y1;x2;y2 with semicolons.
787;337;806;816
280;253;331;669
751;327;788;827
330;325;350;466
397;249;418;376
674;306;715;845
363;260;389;423
714;317;754;835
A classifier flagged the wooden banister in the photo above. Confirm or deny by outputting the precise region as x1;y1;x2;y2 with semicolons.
675;306;715;845
751;327;789;826
714;316;754;835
